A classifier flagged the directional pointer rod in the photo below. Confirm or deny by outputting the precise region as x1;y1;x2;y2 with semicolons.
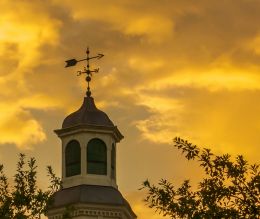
65;54;104;68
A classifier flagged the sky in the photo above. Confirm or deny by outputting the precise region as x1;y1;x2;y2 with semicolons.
0;0;260;218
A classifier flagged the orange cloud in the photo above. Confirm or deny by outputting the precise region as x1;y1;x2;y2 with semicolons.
0;1;62;148
52;0;176;43
0;104;46;148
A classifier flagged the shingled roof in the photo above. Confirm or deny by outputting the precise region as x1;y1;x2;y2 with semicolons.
49;185;136;216
62;96;114;129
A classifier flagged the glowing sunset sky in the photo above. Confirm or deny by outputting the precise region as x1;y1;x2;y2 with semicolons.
1;1;260;218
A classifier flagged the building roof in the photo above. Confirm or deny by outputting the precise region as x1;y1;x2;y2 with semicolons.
62;96;114;129
49;185;136;216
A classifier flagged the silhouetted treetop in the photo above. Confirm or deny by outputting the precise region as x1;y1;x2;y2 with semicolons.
142;137;260;219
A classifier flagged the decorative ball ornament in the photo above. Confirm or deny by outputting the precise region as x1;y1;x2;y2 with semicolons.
86;76;91;82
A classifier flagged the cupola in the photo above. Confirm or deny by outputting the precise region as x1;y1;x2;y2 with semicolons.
54;95;123;188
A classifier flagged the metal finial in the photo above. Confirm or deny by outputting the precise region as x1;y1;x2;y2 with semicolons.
65;47;104;97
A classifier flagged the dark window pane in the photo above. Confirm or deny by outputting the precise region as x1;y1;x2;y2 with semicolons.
88;144;106;162
66;163;81;177
65;140;81;177
87;138;107;175
111;144;115;179
88;162;107;175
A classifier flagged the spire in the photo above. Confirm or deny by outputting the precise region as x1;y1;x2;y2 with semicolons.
65;47;104;97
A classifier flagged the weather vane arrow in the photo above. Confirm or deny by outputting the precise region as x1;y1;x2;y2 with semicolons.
65;47;104;97
65;53;104;67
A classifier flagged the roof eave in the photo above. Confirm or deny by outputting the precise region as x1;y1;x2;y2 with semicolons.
54;124;124;143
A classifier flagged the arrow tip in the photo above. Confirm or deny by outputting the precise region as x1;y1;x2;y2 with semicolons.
97;53;104;59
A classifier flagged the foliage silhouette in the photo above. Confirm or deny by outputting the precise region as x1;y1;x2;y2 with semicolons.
142;137;260;218
0;154;61;219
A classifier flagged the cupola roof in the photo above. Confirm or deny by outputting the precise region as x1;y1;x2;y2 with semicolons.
62;96;114;129
48;185;136;217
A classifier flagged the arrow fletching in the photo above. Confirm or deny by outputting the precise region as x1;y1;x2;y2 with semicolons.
65;59;78;67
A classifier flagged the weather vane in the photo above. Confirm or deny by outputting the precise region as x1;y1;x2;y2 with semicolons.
65;47;104;97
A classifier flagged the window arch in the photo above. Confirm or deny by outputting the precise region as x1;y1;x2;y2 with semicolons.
87;138;107;175
111;143;116;179
65;140;81;177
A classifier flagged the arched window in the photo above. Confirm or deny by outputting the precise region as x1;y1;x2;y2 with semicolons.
65;140;81;177
111;143;116;179
87;138;107;175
